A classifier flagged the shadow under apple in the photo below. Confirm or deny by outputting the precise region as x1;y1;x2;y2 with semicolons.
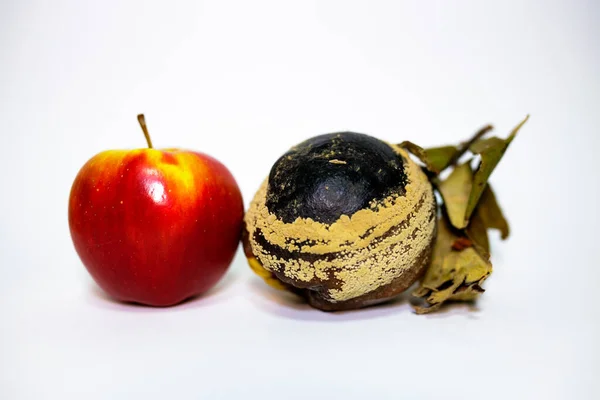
85;267;239;313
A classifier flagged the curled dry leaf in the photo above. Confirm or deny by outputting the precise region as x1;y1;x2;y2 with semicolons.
451;237;474;251
412;216;492;314
438;162;473;229
400;124;493;176
464;115;529;224
472;185;510;240
398;141;458;174
412;116;527;313
465;204;490;257
436;116;528;231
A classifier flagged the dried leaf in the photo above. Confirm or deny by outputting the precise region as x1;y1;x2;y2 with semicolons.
412;217;492;313
410;117;526;313
438;162;473;229
449;283;485;302
452;237;473;251
400;124;494;176
464;115;529;222
399;141;458;174
477;185;510;240
465;205;490;258
463;184;508;264
414;302;443;315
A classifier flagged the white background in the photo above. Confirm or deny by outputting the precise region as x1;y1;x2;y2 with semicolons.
1;1;599;399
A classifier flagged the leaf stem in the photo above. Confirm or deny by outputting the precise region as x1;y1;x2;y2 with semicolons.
137;114;153;149
447;124;493;167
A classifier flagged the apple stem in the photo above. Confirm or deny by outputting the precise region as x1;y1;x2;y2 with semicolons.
137;114;153;149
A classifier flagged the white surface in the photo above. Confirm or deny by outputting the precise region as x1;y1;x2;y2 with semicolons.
1;1;599;399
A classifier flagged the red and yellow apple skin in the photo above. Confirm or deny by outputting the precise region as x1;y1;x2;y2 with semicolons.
68;149;243;306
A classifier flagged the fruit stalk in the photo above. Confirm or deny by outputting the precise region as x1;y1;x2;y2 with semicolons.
137;114;153;149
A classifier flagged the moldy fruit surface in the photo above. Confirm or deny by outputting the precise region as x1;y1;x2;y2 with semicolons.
244;132;437;311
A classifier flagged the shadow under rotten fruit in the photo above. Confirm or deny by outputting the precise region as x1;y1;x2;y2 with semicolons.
243;116;528;313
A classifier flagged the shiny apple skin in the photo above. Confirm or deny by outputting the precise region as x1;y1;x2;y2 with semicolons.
68;148;243;306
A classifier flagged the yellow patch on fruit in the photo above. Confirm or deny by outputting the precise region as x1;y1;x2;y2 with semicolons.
247;256;287;290
245;145;437;303
79;149;211;207
143;150;198;192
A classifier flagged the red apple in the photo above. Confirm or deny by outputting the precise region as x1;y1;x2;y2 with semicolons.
68;115;243;306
